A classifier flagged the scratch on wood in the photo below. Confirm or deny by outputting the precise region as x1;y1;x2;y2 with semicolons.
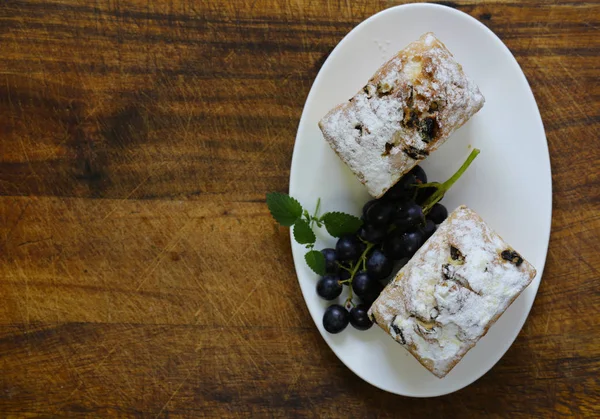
59;344;120;410
227;278;263;321
135;220;194;291
154;366;197;419
101;174;152;221
1;201;31;251
17;236;53;247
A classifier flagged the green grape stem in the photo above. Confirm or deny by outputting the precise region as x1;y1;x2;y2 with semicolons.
312;197;322;227
337;263;353;273
305;197;323;228
419;148;480;215
344;242;375;306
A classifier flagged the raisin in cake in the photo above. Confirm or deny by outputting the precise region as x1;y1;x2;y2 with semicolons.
368;206;536;378
319;33;485;198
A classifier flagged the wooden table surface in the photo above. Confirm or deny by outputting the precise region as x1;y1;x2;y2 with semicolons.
1;0;599;417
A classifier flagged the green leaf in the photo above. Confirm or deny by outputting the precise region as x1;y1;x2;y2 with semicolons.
304;250;326;276
321;212;363;238
266;192;303;227
293;219;316;245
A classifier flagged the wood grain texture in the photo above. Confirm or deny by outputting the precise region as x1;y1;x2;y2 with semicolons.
0;0;599;417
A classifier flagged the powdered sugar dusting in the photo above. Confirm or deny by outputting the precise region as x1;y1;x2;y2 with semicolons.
319;32;485;197
368;206;537;378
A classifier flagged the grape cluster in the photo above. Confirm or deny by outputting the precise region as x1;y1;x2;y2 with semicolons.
318;166;450;334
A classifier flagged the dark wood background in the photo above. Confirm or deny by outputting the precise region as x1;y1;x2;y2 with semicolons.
1;0;598;417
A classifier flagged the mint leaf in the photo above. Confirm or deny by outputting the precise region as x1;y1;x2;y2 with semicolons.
321;212;363;238
293;219;316;245
305;250;326;275
266;192;303;227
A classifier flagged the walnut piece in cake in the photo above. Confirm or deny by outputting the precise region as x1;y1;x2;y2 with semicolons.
319;33;485;198
368;206;536;378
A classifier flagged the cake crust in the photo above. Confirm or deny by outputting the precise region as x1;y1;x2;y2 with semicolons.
319;33;485;198
368;206;536;378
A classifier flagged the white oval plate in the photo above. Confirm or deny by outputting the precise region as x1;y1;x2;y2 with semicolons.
289;3;551;397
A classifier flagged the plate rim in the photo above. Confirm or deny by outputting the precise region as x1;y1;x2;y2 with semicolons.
288;2;552;397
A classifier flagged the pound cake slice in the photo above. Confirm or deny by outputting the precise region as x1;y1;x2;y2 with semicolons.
319;33;485;198
368;206;536;378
